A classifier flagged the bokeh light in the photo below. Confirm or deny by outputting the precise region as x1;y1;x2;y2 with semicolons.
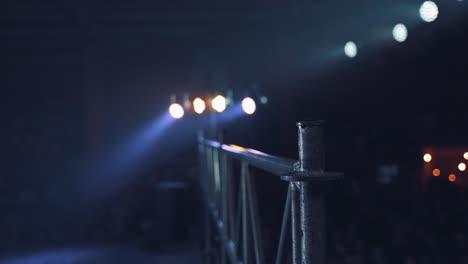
169;103;184;119
432;168;441;177
392;23;408;42
193;97;206;114
464;152;468;160
449;174;457;182
260;96;268;104
420;1;439;22
344;41;358;58
458;163;466;172
423;153;432;162
212;95;227;113
242;97;256;115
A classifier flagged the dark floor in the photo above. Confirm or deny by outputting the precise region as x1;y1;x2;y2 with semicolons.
0;243;202;264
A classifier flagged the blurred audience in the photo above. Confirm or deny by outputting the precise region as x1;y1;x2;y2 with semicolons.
327;174;468;264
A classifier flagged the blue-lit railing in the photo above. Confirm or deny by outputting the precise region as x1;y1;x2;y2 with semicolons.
198;121;342;264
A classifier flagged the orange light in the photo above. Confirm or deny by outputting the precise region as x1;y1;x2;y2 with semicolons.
423;153;432;162
458;163;466;172
432;168;441;177
228;144;248;152
449;174;457;182
464;152;468;160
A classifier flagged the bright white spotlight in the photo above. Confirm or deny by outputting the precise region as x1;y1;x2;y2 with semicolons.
344;41;357;58
392;23;408;42
169;103;184;119
193;97;206;114
420;1;439;23
211;95;227;113
423;153;432;163
242;97;256;115
459;163;466;172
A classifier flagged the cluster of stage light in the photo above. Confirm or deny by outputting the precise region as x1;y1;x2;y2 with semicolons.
344;1;441;58
424;152;468;183
168;94;259;119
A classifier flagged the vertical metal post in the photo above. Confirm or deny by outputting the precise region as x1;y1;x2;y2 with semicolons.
241;161;250;264
275;187;291;264
300;184;325;263
282;121;333;264
220;152;227;264
226;156;235;242
206;147;213;203
297;121;324;172
297;121;325;264
235;181;242;250
290;182;301;264
221;136;235;255
245;168;265;264
199;131;213;264
217;130;227;264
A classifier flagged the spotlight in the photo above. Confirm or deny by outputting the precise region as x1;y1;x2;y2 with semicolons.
423;153;432;162
169;103;184;119
420;1;439;23
211;95;227;113
458;163;466;172
392;23;408;42
242;97;256;115
344;41;357;58
193;97;206;114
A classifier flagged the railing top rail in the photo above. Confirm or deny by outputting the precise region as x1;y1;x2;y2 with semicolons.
200;137;295;176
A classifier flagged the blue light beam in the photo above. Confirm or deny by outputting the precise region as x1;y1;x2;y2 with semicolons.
56;112;175;211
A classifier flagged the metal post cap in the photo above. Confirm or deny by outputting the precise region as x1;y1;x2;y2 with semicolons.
296;120;323;127
281;120;343;182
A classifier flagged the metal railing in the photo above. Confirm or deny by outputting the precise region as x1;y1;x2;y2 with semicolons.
198;121;342;264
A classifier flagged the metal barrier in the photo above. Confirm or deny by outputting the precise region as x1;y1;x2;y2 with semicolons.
199;121;342;264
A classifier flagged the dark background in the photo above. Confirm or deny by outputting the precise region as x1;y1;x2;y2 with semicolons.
1;0;468;263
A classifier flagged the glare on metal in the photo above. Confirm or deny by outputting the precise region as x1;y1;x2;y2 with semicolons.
344;41;358;58
242;97;256;115
229;144;248;152
423;153;432;163
211;95;227;113
392;23;408;43
420;1;439;23
169;103;184;119
193;97;206;114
